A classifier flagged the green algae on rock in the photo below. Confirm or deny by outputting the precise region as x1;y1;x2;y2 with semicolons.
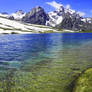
73;68;92;92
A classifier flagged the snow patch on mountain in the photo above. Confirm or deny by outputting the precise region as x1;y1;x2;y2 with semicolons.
81;18;92;23
0;16;57;34
0;13;9;18
46;5;64;27
65;8;75;14
10;10;26;20
46;12;63;27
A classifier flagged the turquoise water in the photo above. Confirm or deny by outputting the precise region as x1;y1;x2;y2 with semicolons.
0;33;92;92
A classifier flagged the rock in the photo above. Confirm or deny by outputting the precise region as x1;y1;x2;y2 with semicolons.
22;6;49;25
8;16;14;20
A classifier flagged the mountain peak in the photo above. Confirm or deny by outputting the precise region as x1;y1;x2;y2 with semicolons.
56;6;64;12
35;6;43;9
30;6;44;13
22;6;48;25
1;12;8;15
10;10;25;20
15;10;24;15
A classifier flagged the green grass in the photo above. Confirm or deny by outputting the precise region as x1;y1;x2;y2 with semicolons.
42;30;56;33
73;68;92;92
11;32;19;34
56;28;63;32
38;30;56;33
79;30;92;33
0;27;13;30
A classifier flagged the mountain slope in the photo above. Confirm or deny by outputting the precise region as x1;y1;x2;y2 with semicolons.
0;16;57;34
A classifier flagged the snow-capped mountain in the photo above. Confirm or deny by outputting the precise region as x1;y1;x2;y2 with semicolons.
81;17;92;24
0;10;25;21
45;4;92;31
46;5;81;27
10;10;26;20
0;12;9;18
0;5;92;32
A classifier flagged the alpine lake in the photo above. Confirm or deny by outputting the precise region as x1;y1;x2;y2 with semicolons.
0;33;92;92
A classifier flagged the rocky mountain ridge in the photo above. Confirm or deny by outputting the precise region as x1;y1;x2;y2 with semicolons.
22;6;49;25
0;6;92;31
46;5;92;31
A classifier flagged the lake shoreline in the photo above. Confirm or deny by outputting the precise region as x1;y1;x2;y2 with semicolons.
0;29;78;34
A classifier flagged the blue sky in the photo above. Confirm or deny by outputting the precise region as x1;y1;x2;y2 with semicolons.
0;0;92;17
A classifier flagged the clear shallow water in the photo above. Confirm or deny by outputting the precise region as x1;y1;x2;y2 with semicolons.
0;33;92;92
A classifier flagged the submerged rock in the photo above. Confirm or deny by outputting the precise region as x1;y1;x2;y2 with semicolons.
73;68;92;92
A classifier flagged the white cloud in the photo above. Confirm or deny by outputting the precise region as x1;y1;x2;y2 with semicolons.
77;11;85;16
46;1;63;10
46;1;85;16
66;4;70;9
